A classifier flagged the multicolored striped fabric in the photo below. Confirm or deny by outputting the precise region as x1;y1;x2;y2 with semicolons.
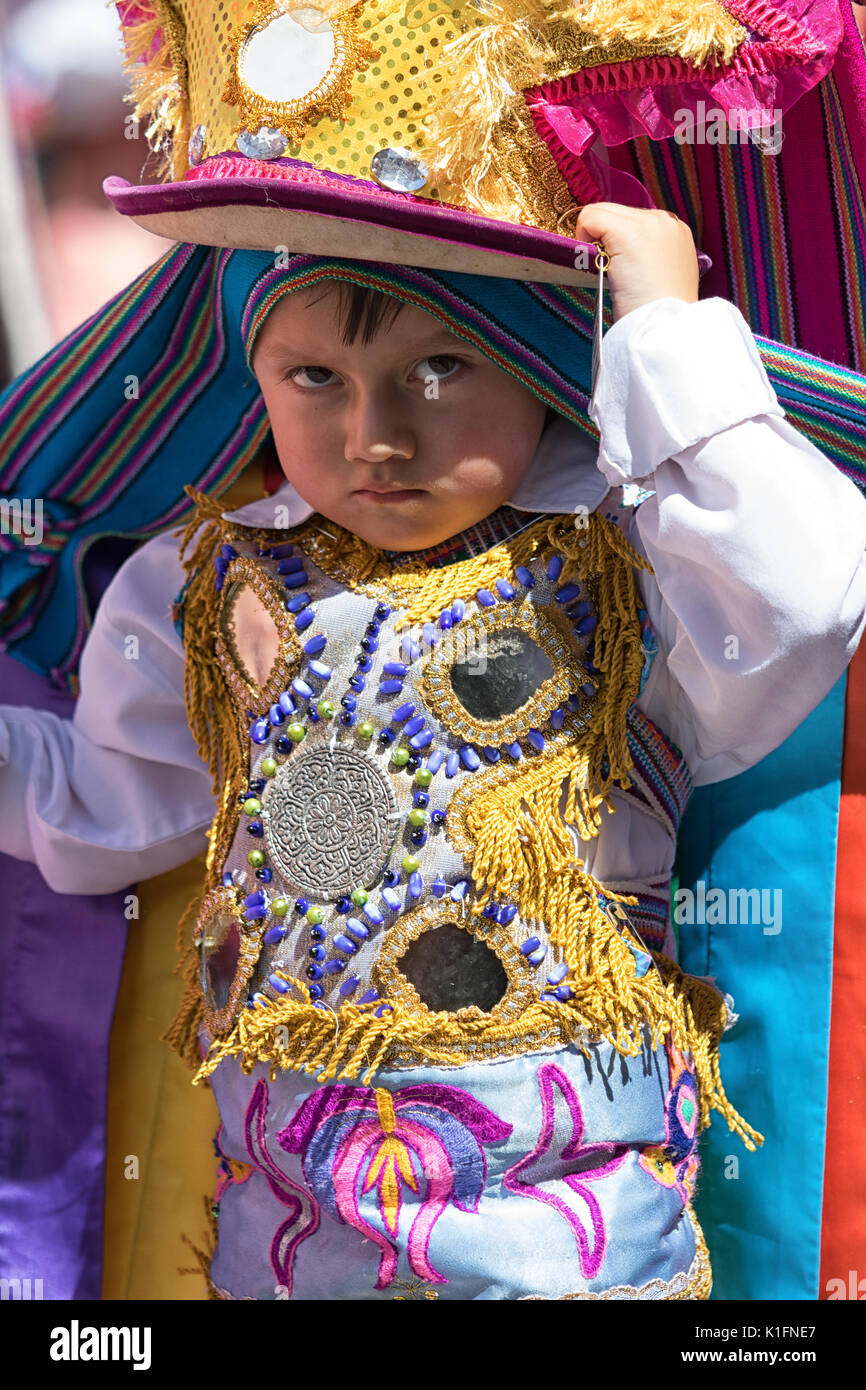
2;231;866;697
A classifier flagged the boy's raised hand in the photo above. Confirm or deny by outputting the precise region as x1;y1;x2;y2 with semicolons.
573;202;700;325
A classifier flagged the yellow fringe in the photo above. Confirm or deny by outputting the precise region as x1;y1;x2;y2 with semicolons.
118;0;190;182
178;1193;222;1300
415;0;746;222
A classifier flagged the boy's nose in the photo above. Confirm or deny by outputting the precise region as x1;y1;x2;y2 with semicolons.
343;387;416;464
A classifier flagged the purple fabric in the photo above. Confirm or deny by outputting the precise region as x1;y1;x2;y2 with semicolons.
0;548;131;1300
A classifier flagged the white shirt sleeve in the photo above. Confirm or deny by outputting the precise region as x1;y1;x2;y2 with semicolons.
0;528;216;893
589;296;866;787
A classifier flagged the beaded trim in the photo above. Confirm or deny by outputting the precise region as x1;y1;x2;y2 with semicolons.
193;885;266;1036
519;1205;711;1300
373;896;538;1044
215;555;304;715
421;595;597;746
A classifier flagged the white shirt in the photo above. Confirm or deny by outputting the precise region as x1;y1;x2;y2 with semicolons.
2;296;865;896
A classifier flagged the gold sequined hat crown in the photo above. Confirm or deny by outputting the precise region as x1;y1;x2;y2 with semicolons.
106;0;840;284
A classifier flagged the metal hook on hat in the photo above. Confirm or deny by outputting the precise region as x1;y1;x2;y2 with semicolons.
556;204;610;271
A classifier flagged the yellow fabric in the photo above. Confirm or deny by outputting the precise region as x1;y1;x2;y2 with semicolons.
102;463;267;1300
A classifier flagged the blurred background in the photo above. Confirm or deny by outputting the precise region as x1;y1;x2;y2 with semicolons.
0;0;173;389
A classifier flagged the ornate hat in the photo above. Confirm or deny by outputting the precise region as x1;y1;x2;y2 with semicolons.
107;0;841;284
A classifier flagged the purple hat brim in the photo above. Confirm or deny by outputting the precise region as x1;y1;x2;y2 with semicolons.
103;173;712;285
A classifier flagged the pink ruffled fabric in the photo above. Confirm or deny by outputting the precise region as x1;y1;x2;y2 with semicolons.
526;0;844;163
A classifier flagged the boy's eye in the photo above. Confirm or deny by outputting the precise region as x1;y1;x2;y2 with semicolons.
283;366;337;389
415;355;461;381
281;355;462;389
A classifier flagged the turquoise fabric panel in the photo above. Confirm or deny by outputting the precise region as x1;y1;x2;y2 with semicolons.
675;673;846;1300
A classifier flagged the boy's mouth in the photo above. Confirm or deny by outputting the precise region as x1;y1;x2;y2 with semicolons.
354;486;426;502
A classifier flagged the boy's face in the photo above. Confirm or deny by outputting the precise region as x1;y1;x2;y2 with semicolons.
251;284;549;550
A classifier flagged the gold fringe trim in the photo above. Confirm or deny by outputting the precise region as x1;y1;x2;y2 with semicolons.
415;0;746;224
118;0;190;182
178;1193;221;1300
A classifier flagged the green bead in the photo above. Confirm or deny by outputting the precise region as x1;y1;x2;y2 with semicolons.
391;747;410;766
316;699;335;719
260;757;278;778
401;854;420;873
286;721;306;743
357;721;375;740
414;767;433;787
242;797;262;817
248;849;265;868
408;808;427;827
350;887;368;906
306;905;324;925
271;898;289;918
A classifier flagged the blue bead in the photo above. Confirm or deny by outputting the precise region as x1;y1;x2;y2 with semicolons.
304;633;327;655
439;610;453;629
482;902;498;918
402;637;421;661
421;622;438;647
283;570;309;588
220;544;238;560
495;578;515;600
308;660;332;680
410;829;427;847
374;1004;393;1018
340;976;361;997
308;706;320;723
222;872;234;888
335;898;351;914
264;925;287;945
333;934;357;954
515;565;535;588
503;741;522;760
378;727;395;746
340;712;355;727
408;871;423;898
214;574;225;593
309;945;326;961
275;737;291;755
341;697;357;716
322;959;345;974
310;926;326;942
476;588;495;607
403;715;426;737
451;598;465;621
576;614;598;634
547;963;569;984
527;729;546;752
268;974;290;994
244;890;266;907
409;729;433;750
383;869;400;887
268;542;295;559
413;791;429;808
571;600;592;618
365;621;381;637
256;867;273;883
292;678;313;700
566;693;582;711
498;904;518;925
450;880;469;901
278;691;296;716
246;822;264;838
359;988;380;1005
520;936;541;955
554;985;573;1001
348;674;366;692
375;603;391;619
383;662;407;678
308;983;323;1000
431;809;446;825
356;655;373;673
346;917;370;940
539;990;558;1003
250;717;270;744
483;746;501;763
363;902;384;926
242;904;265;922
459;745;480;770
285;592;311;612
214;556;228;576
295;898;309;913
305;964;322;981
550;709;565;730
277;556;305;574
269;704;285;726
382;887;401;911
446;750;461;777
555;583;581;604
527;947;547;967
427;749;445;774
393;702;415;722
432;875;448;898
547;554;563;582
361;635;379;653
249;778;266;793
379;679;404;694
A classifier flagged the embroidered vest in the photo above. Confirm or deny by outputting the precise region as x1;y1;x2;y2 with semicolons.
168;490;759;1300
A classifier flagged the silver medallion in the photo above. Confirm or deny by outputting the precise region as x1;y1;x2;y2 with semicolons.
370;147;429;193
263;744;397;899
188;123;206;167
237;125;289;160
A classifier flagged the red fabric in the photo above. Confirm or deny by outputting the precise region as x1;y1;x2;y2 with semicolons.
819;632;866;1296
